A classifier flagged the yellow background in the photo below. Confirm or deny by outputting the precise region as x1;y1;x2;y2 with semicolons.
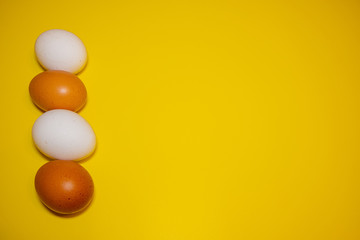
1;0;360;239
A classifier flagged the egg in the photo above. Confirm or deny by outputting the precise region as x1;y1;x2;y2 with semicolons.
35;29;87;74
32;109;96;161
35;160;94;214
29;70;87;112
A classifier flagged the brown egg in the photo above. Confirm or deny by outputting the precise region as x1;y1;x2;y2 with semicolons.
29;70;87;112
35;160;94;214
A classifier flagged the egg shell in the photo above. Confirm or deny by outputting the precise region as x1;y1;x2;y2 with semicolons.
35;29;87;74
32;109;96;161
35;160;94;214
29;70;87;112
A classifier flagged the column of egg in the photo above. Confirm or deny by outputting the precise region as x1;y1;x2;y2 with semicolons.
30;29;96;215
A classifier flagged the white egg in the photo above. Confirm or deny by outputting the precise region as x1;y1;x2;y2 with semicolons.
32;109;96;161
35;29;87;74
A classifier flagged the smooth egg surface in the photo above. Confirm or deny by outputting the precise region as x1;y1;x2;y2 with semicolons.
32;109;96;161
35;160;94;214
35;29;87;74
29;70;87;112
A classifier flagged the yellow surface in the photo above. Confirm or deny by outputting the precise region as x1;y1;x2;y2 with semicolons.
1;0;360;239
